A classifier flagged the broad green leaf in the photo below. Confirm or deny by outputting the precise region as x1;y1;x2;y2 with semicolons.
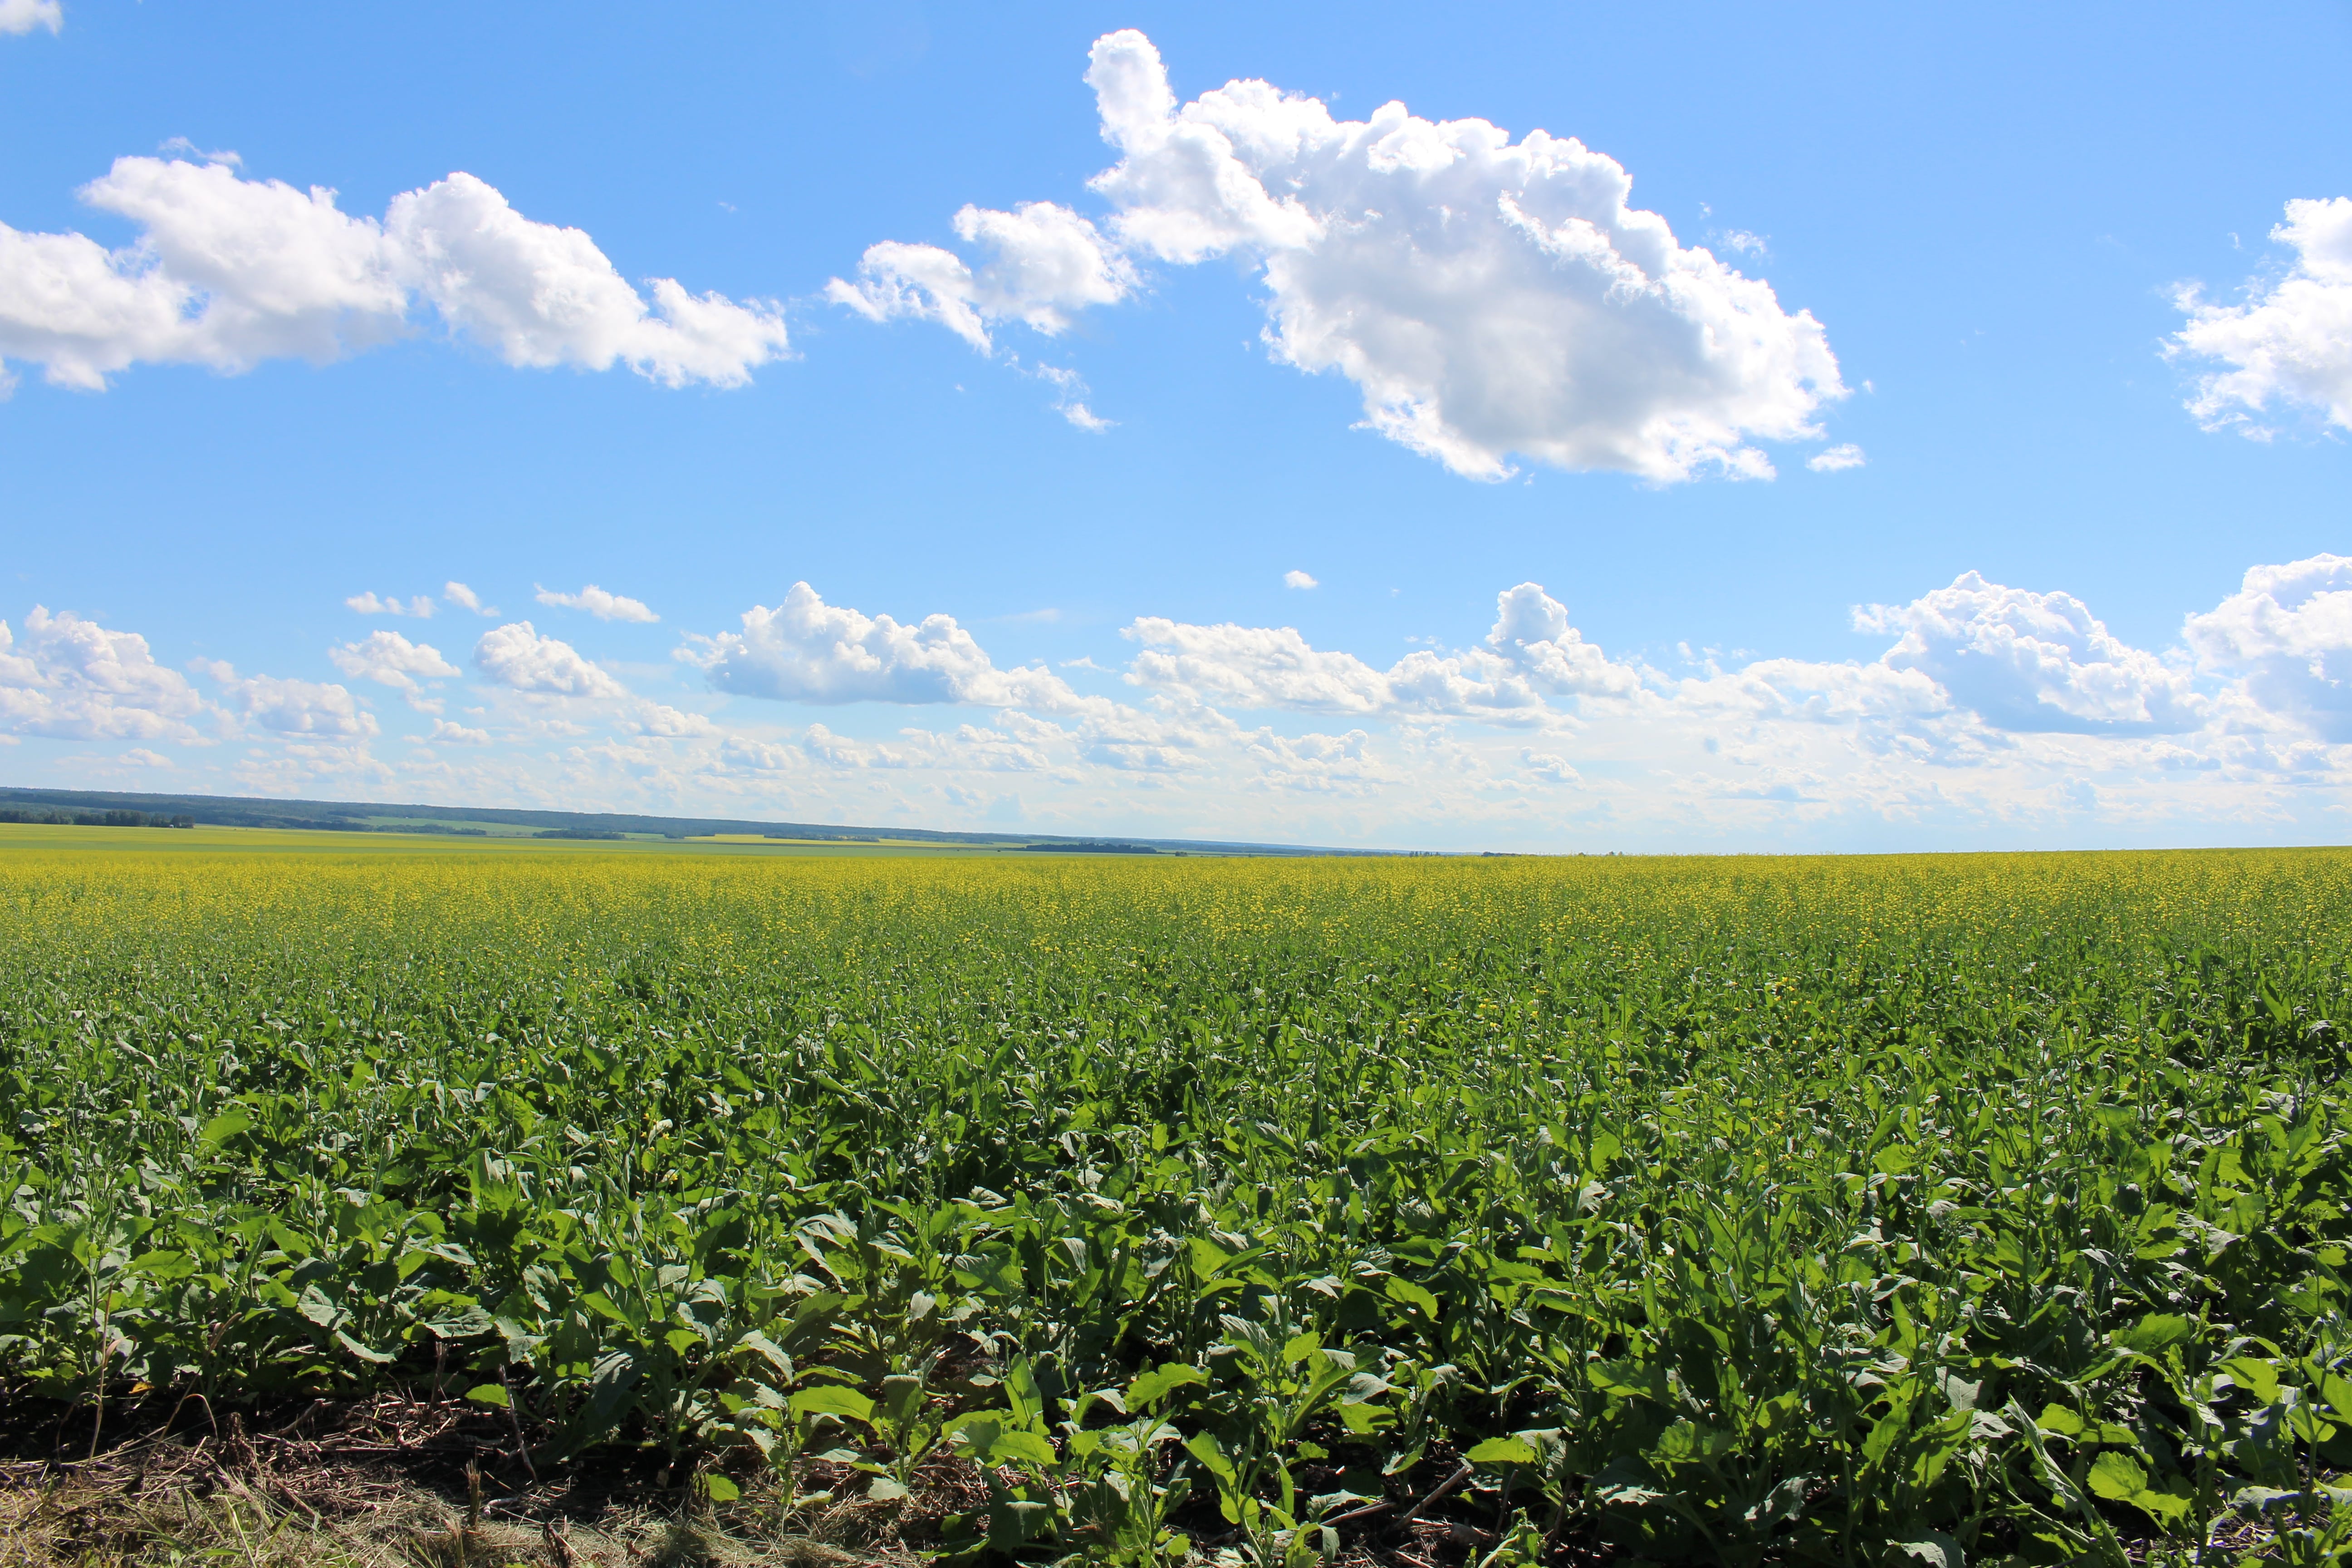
1588;1358;1668;1404
1586;1455;1664;1507
1004;1358;1044;1428
2087;1452;2192;1524
1184;1430;1237;1485
736;1330;792;1377
1467;1436;1539;1466
2112;1314;2192;1356
881;1372;926;1426
1936;1370;1984;1411
198;1111;252;1149
580;1291;633;1326
1656;1421;1736;1462
584;1349;643;1433
2318;1370;2352;1424
1126;1362;1208;1411
1187;1235;1234;1277
296;1283;340;1328
465;1382;510;1408
2224;1357;2281;1404
988;1429;1059;1470
2033;1404;2085;1437
1891;1532;1964;1568
789;1385;876;1426
2086;1451;2149;1501
1385;1278;1441;1318
1860;1406;1910;1467
424;1304;495;1338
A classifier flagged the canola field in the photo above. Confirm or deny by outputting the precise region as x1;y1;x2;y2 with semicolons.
4;837;2351;1565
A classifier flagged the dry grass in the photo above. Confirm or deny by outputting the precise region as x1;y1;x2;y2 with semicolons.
0;1466;914;1568
0;1392;1507;1568
1;1394;2251;1565
0;1412;912;1568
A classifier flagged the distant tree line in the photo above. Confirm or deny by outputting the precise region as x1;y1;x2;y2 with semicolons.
0;808;193;828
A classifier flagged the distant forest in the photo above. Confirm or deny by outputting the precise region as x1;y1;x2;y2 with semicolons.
0;807;193;829
0;785;1334;856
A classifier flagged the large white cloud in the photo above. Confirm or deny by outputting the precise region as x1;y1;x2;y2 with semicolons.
473;621;626;698
0;0;63;36
386;173;788;387
2171;197;2352;435
216;671;376;740
329;629;460;691
837;30;1846;482
1124;583;1638;718
1855;572;2200;735
2185;554;2352;740
0;157;789;392
0;607;205;740
684;582;1086;710
1088;31;1844;481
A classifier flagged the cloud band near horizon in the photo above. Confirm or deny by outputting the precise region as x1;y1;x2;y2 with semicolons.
6;554;2352;848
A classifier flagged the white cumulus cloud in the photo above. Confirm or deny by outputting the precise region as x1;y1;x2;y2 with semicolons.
473;621;626;698
685;582;1086;710
388;172;789;387
1284;569;1318;589
828;201;1135;351
0;157;789;392
0;0;63;36
329;629;460;691
0;607;205;740
1125;582;1638;718
215;671;376;740
1089;30;1846;481
1807;443;1866;472
535;583;659;623
838;30;1847;481
623;701;718;738
2185;554;2352;740
1855;572;2200;735
425;718;491;746
2171;197;2352;436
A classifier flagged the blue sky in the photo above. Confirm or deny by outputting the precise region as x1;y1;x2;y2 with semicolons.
2;1;2349;850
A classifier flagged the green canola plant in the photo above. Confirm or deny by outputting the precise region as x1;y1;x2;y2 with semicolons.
2;845;2351;1564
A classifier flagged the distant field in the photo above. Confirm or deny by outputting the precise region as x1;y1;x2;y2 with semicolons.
3;843;2348;1563
0;823;1077;858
